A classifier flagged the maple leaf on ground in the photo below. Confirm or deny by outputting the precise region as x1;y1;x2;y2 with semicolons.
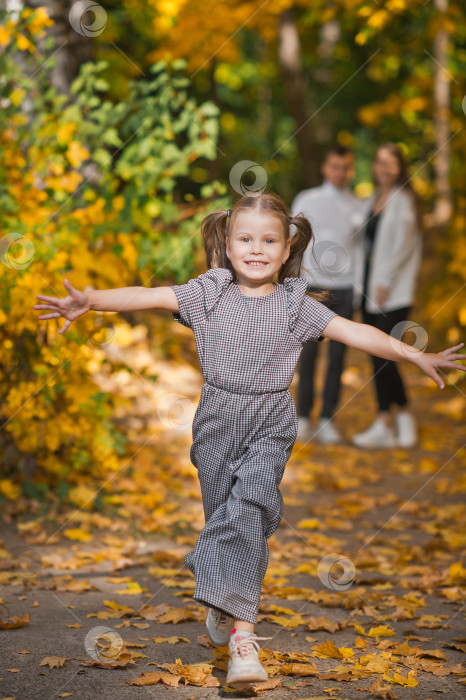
103;600;136;615
39;656;69;668
362;655;393;673
390;606;416;621
415;614;450;628
443;640;466;653
126;671;181;686
306;615;340;633
197;634;216;648
369;675;399;698
223;677;281;694
55;578;98;593
379;640;421;657
367;625;396;638
318;670;359;681
152;636;190;644
80;657;137;669
64;528;92;542
382;670;418;686
157;608;193;624
264;613;306;627
116;585;146;595
415;648;448;661
154;658;219;686
267;650;317;664
324;664;372;679
312;640;344;659
0;612;30;629
262;604;296;615
137;602;171;620
268;662;318;677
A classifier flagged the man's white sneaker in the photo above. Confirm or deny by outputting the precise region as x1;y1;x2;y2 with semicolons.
315;417;343;445
396;410;418;448
206;608;235;646
296;416;313;443
351;417;396;449
226;631;272;688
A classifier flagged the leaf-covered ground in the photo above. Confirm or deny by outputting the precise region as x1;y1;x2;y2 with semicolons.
1;330;465;699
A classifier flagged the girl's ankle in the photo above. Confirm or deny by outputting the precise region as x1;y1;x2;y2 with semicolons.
232;621;255;634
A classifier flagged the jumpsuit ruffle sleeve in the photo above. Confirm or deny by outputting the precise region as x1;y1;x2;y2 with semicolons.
171;267;337;623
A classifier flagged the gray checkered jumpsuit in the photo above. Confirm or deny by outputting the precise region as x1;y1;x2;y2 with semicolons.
171;267;337;623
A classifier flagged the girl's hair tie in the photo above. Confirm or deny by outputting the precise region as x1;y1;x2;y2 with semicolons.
226;209;231;217
289;215;293;224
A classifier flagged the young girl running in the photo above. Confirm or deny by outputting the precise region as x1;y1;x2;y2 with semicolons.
34;192;464;688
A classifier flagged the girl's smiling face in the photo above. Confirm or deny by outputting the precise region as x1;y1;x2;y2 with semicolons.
225;209;291;286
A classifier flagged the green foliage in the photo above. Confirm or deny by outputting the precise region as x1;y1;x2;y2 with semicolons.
0;6;227;495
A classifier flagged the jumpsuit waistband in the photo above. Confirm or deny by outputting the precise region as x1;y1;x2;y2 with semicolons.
204;380;289;396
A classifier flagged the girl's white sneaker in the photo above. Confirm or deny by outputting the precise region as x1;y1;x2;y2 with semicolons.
351;417;396;449
226;632;272;688
395;410;418;448
206;608;235;646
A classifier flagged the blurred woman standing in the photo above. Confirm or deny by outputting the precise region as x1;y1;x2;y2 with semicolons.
352;143;423;449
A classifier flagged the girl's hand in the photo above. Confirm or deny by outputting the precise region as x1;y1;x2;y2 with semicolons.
34;278;90;335
414;342;465;389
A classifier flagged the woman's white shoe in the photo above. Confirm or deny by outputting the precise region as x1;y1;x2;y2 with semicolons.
316;417;343;445
351;417;396;449
395;410;418;448
296;416;313;442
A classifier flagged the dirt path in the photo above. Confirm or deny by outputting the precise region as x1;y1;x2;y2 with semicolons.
1;345;465;699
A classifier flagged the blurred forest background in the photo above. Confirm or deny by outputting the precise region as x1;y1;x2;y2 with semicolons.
0;0;465;504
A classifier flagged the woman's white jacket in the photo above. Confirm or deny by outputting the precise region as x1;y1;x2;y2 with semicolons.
353;187;422;313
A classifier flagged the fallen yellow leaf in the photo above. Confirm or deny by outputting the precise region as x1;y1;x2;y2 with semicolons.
39;656;69;669
63;528;92;542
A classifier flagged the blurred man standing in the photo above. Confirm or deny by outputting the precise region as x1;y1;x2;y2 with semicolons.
291;145;363;445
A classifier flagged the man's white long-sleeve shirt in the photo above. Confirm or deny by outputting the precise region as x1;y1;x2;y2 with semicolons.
291;181;364;290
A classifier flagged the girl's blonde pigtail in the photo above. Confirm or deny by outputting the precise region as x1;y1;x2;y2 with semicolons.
281;213;330;303
201;210;233;272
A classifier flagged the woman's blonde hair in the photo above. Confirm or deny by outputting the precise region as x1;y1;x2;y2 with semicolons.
200;191;329;300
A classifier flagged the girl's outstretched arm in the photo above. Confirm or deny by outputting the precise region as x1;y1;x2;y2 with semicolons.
322;316;465;389
34;278;179;335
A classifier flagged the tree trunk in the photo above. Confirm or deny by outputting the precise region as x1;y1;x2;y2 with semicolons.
207;58;222;183
431;0;452;225
25;0;95;93
277;8;320;188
